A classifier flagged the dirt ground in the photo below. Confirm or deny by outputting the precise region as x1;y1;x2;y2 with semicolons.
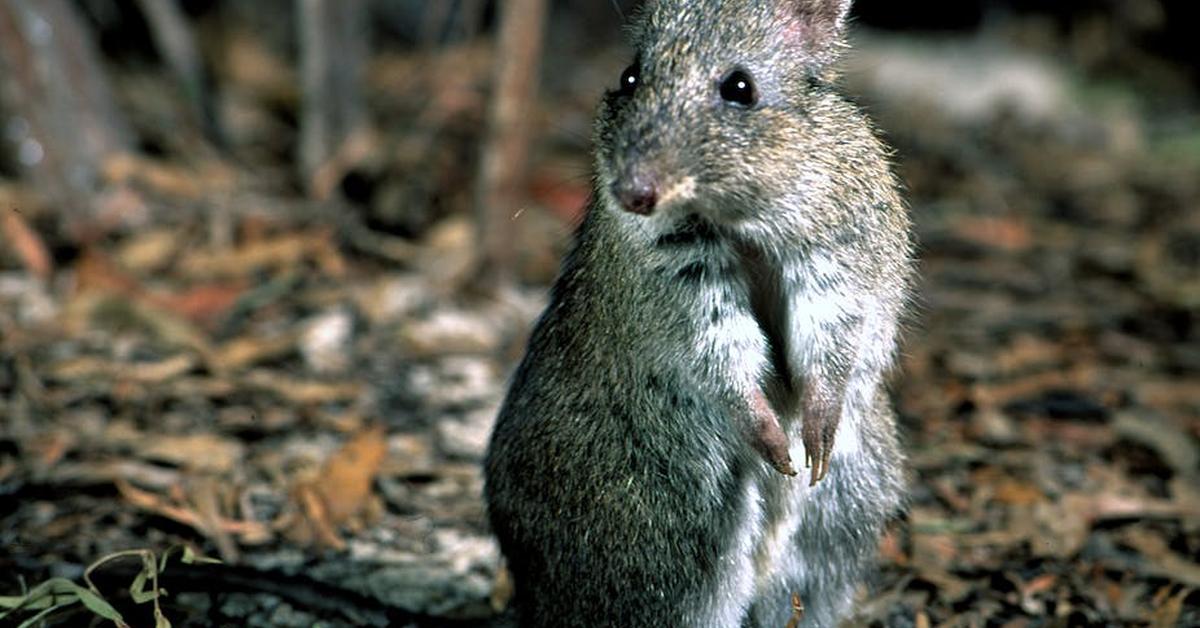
1;4;1198;627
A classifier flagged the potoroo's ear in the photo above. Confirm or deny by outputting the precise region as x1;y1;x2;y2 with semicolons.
781;0;853;70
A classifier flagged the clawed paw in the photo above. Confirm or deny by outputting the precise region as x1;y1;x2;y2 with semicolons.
802;417;837;486
748;390;798;477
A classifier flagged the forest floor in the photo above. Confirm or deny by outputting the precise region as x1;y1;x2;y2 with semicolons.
1;27;1198;628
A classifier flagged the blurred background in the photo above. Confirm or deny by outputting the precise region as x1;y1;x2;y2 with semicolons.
0;1;1197;626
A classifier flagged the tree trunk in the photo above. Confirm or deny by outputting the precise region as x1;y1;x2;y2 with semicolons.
473;0;548;289
297;0;368;197
0;0;132;236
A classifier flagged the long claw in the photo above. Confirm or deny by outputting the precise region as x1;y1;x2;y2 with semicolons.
802;422;836;486
746;390;797;477
775;458;798;477
808;449;824;486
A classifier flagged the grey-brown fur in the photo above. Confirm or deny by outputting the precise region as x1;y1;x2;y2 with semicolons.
484;0;913;626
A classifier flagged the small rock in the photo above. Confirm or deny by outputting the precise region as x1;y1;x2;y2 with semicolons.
407;357;498;408
355;275;433;325
387;432;435;474
400;308;501;357
437;404;499;460
432;527;500;575
0;273;58;325
300;307;353;373
969;408;1019;446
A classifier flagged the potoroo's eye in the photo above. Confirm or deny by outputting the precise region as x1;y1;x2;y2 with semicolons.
618;63;640;96
720;69;757;107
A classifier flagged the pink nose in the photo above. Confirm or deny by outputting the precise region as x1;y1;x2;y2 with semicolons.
613;176;658;215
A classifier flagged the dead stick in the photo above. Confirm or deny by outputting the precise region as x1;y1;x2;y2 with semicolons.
473;0;548;289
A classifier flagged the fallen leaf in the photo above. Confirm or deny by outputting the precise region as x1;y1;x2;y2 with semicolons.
1148;586;1190;628
116;479;272;550
294;483;345;550
27;430;75;469
138;433;245;474
151;282;247;325
114;229;181;272
314;425;387;524
49;354;197;385
1030;497;1091;558
102;153;234;199
285;425;389;550
993;480;1045;506
211;333;297;372
2;208;53;280
490;562;513;612
1122;529;1200;588
178;230;344;279
878;526;909;566
1022;573;1058;596
243;369;364;404
951;214;1032;252
75;248;143;297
